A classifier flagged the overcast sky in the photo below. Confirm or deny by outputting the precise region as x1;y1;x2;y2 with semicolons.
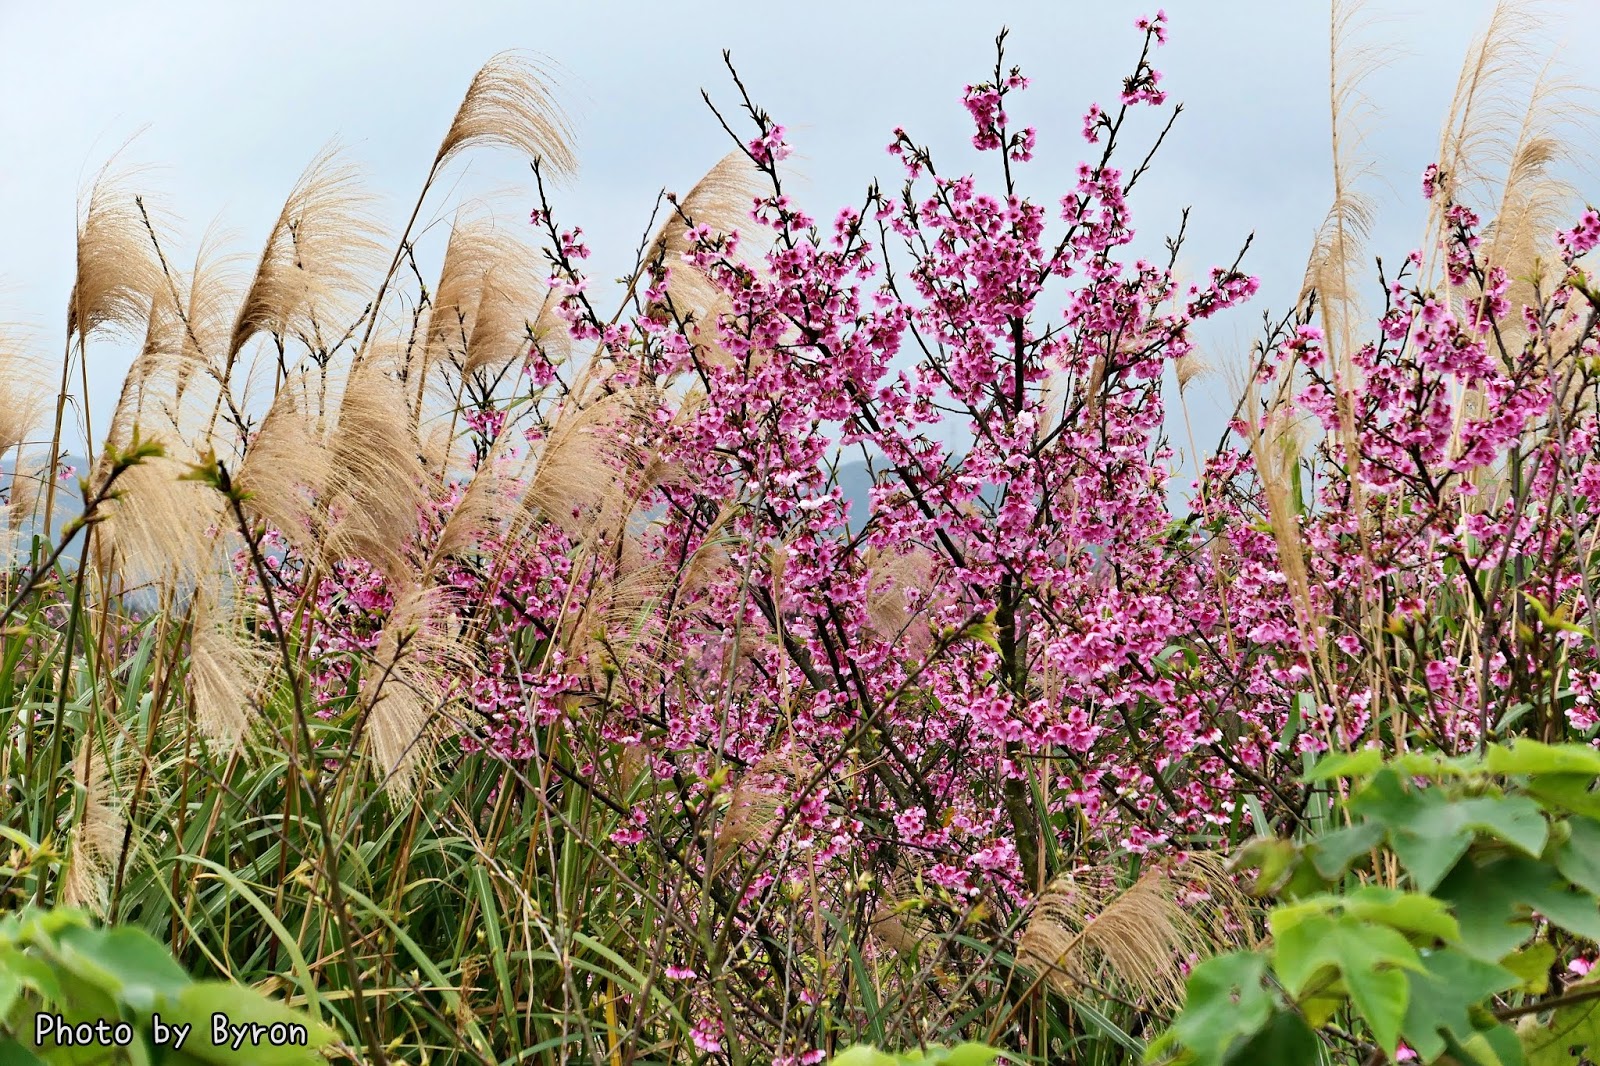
1;0;1592;468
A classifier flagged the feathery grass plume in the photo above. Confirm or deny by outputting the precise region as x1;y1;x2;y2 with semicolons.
435;53;576;174
0;331;46;458
5;453;44;556
360;585;463;799
131;283;183;407
1241;377;1316;648
679;502;740;595
172;237;246;411
1300;0;1383;371
323;360;427;584
414;217;556;422
713;751;813;870
431;442;521;567
226;147;387;374
643;152;763;320
67;165;164;342
868;861;938;956
61;729;130;916
1174;352;1212;395
117;232;238;441
524;388;650;539
1471;63;1595;348
565;560;673;689
232;385;333;559
352;52;575;375
1017;855;1253;1011
186;582;273;751
864;545;935;643
1431;0;1552;221
45;164;166;534
90;439;223;597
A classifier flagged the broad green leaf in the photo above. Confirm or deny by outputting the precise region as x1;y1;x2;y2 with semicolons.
1488;740;1600;778
51;924;190;1012
1437;856;1600;961
1170;952;1274;1066
1344;887;1461;943
1528;774;1600;820
1271;913;1341;997
1524;981;1600;1066
1501;943;1557;995
1266;897;1338;938
1347;965;1409;1060
148;982;331;1066
1305;749;1384;782
935;1044;1003;1066
0;952;61;1004
1392;828;1476;893
1307;822;1385;880
1232;837;1300;896
1391;751;1474;779
828;1048;898;1066
1401;949;1520;1062
0;971;18;1020
0;1038;45;1066
1463;1022;1527;1066
1221;1010;1319;1066
1349;770;1471;890
1273;912;1421;1011
1445;796;1550;857
24;970;122;1066
1554;818;1600;896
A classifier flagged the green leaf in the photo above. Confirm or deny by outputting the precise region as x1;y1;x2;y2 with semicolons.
1271;912;1341;997
829;1048;898;1066
936;1044;1003;1066
1265;897;1338;937
1349;771;1472;890
1554;818;1600;896
1464;1022;1527;1066
0;1038;45;1066
1437;855;1600;961
1307;822;1385;880
1348;966;1410;1061
1524;981;1600;1066
148;982;331;1066
1352;772;1549;889
1305;749;1384;782
1221;1010;1319;1066
1446;796;1551;858
0;952;61;1008
51;924;190;1012
1232;838;1300;896
1527;774;1600;820
1488;740;1600;777
1272;912;1421;1058
1343;887;1461;943
1170;953;1274;1066
1501;943;1557;995
1401;948;1521;1062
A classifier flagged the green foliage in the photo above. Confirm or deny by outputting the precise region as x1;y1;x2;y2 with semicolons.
828;1043;1005;1066
1150;741;1600;1066
0;906;330;1064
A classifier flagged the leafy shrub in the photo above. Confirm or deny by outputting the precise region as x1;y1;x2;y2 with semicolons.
1152;741;1600;1065
0;906;327;1064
